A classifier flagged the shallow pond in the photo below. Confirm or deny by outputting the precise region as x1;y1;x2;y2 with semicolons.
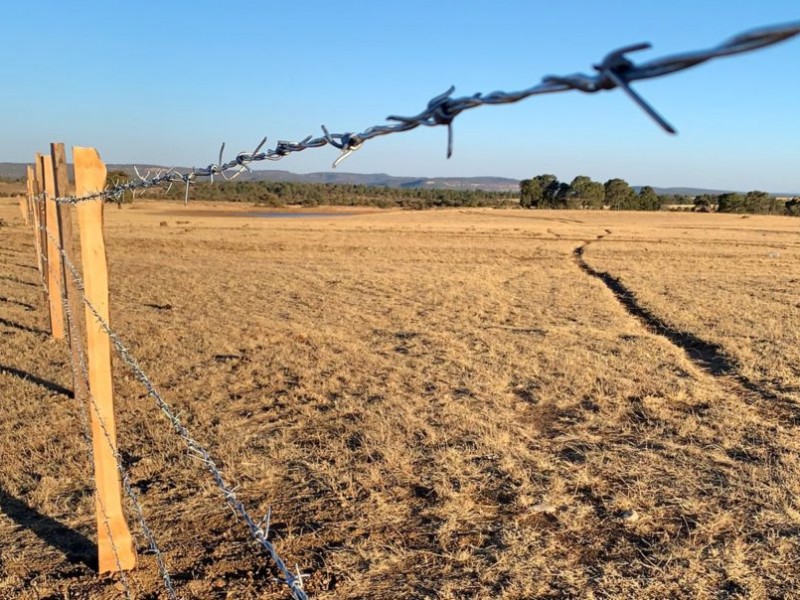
238;211;357;219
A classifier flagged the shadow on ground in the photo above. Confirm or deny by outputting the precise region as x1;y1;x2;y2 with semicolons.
0;485;96;569
0;364;73;398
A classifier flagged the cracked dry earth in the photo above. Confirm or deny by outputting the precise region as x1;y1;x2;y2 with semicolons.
1;200;800;599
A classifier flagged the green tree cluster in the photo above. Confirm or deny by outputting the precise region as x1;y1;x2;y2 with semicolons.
567;176;604;209
520;174;562;208
520;175;663;211
519;174;797;216
715;191;782;214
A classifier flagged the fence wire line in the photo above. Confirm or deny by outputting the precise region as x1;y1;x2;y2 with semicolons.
56;283;137;600
38;220;308;600
45;20;799;206
40;222;178;600
29;223;136;599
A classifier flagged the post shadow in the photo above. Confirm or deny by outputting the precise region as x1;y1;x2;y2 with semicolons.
0;485;97;569
0;296;36;311
12;263;39;271
0;274;38;287
0;317;49;337
0;364;74;398
0;245;32;253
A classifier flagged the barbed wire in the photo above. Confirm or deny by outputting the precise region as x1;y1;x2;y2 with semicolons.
40;221;178;599
39;220;309;600
48;20;799;206
56;284;138;600
28;223;137;599
16;19;800;599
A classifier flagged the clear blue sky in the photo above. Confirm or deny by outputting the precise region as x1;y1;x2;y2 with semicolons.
2;1;798;192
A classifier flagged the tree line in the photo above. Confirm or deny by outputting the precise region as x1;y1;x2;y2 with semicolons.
4;172;517;208
3;172;798;216
520;174;799;215
104;171;516;209
694;191;799;215
522;174;672;211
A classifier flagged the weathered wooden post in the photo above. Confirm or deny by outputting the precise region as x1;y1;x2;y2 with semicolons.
25;167;35;229
32;155;50;320
73;146;137;573
18;187;30;225
26;166;40;266
34;155;48;276
51;142;90;410
42;155;66;340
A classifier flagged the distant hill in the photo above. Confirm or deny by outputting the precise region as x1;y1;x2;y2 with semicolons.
0;163;519;192
1;162;795;196
229;169;521;191
642;186;798;198
640;186;732;196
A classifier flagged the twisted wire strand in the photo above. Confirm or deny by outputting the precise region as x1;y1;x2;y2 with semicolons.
43;221;308;600
48;20;800;206
59;296;137;600
39;219;178;599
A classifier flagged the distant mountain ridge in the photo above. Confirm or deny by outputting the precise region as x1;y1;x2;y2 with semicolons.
0;162;519;192
0;163;795;196
228;169;521;192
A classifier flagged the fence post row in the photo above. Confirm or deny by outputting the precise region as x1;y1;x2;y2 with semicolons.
26;144;137;574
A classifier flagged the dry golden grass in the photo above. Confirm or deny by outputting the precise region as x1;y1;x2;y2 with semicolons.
583;214;800;403
1;201;799;599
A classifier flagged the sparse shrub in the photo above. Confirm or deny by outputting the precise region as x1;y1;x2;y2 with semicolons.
106;170;134;204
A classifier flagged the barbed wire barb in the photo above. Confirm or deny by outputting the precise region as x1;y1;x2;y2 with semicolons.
387;85;459;157
596;43;677;134
258;507;272;540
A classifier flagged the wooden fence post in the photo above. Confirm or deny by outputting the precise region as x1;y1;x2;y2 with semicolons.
19;188;30;226
25;168;35;229
32;155;51;320
43;155;66;340
51;143;90;411
26;166;40;268
73;146;137;573
34;155;48;276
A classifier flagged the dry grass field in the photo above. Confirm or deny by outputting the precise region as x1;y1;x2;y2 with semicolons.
1;199;799;599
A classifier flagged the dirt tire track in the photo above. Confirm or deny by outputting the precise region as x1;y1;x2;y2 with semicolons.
573;230;800;426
